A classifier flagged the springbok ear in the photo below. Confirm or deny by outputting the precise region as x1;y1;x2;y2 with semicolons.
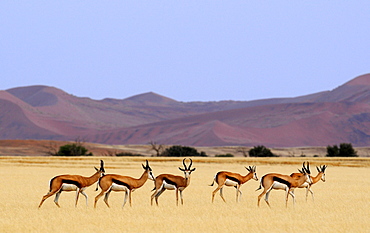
179;167;185;171
142;164;146;169
95;167;98;171
191;168;196;172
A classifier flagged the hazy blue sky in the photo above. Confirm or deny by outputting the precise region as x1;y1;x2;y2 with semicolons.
1;2;369;102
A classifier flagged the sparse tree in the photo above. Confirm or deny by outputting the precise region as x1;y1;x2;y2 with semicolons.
42;141;59;156
236;147;249;157
149;141;164;157
102;150;116;157
288;151;295;157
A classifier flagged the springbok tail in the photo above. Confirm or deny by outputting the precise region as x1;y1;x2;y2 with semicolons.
95;177;103;191
255;175;265;191
209;175;217;186
255;180;263;191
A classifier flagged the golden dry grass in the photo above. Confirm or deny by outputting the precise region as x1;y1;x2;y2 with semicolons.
0;156;369;233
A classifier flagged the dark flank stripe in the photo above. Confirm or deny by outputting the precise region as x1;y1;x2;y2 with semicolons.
225;175;240;184
273;176;291;188
112;179;132;190
163;177;178;187
61;179;82;188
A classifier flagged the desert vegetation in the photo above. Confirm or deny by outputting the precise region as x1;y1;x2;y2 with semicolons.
0;156;369;232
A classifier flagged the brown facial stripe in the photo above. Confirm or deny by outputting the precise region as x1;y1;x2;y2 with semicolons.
112;179;132;190
272;176;291;188
225;175;240;184
163;177;178;187
61;179;82;188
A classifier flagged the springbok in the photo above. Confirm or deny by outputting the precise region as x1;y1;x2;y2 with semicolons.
290;164;327;201
94;160;154;208
210;166;258;203
38;160;105;208
151;158;196;206
256;162;312;207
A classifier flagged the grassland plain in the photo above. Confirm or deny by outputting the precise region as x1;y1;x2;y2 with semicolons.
0;156;369;233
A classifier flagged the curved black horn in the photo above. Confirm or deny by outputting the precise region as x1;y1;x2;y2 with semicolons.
301;162;306;173
301;161;310;174
306;162;311;174
100;160;105;172
182;158;187;170
188;158;193;170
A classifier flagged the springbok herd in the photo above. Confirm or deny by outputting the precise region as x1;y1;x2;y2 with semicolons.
38;159;327;209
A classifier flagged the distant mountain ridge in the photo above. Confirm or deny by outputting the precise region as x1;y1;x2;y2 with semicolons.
1;73;370;147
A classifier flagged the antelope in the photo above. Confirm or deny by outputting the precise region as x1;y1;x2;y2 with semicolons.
94;160;154;208
210;166;258;203
257;162;312;207
256;162;313;205
151;158;196;206
290;165;327;201
38;160;105;208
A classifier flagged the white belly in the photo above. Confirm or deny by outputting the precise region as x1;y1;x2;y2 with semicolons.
109;184;129;192
224;179;238;187
163;181;176;190
298;182;309;188
61;184;78;191
272;181;288;190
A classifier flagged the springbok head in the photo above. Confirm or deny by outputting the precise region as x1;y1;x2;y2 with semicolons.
94;160;105;176
298;162;312;184
179;158;196;179
316;165;328;182
142;160;155;181
246;165;258;181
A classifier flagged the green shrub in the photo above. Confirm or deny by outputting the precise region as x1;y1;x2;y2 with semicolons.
115;152;143;157
215;153;234;157
249;145;277;157
160;145;207;157
326;143;358;157
56;143;92;156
